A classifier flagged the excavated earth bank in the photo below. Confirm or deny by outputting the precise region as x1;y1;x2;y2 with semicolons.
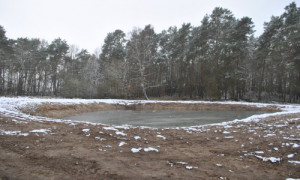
0;99;300;180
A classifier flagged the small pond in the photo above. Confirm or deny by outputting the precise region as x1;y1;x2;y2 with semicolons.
64;110;268;128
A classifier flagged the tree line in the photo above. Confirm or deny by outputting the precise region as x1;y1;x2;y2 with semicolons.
0;2;299;102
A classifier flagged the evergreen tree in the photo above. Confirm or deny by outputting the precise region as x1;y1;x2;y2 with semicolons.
0;26;9;94
47;38;69;96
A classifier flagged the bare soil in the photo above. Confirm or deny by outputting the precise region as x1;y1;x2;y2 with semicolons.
0;102;299;179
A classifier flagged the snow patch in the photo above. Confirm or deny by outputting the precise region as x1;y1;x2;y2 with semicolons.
0;130;29;136
12;119;28;124
102;145;112;148
82;129;90;132
119;141;127;147
134;136;141;140
131;147;142;153
115;131;127;136
292;143;299;148
185;166;198;170
186;166;193;170
144;147;159;152
30;129;50;134
255;151;264;154
156;135;166;140
223;131;230;134
255;155;281;163
264;134;276;137
224;136;234;139
103;127;118;131
288;160;300;164
177;162;188;165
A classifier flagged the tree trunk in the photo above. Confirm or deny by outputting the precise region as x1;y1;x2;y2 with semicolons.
258;58;266;101
141;82;149;100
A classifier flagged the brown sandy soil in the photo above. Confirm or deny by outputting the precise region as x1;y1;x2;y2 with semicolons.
0;103;300;179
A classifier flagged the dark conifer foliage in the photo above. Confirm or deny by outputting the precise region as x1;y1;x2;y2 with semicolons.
0;2;299;102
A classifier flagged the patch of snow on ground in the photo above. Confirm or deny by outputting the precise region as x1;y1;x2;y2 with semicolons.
185;166;198;170
82;129;90;132
186;166;193;170
12;119;28;124
134;136;141;140
255;155;281;163
119;141;127;147
288;160;300;164
292;144;299;148
0;130;29;136
264;134;276;137
103;127;118;131
144;147;159;152
224;136;234;139
255;151;264;154
157;135;166;140
115;131;127;136
102;145;112;148
131;147;142;153
95;137;101;140
177;162;188;165
30;129;50;133
287;154;295;158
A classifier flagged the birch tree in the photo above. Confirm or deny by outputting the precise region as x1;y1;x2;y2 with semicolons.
126;25;158;100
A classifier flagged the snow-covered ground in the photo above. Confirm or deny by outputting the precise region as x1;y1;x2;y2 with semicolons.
0;96;299;128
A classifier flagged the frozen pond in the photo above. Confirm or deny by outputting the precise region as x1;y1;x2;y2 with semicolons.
64;110;269;128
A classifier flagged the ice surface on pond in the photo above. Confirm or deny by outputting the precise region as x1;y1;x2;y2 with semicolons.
65;110;270;128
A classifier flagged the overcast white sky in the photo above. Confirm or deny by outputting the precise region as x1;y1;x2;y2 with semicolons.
0;0;298;53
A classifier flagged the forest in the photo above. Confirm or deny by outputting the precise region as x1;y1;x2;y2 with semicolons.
0;2;299;102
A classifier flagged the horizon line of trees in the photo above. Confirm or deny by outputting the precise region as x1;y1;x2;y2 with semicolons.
0;2;299;102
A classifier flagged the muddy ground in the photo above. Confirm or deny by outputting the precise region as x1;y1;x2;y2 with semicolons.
0;103;299;179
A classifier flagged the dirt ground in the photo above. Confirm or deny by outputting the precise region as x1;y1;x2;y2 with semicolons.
0;103;300;179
